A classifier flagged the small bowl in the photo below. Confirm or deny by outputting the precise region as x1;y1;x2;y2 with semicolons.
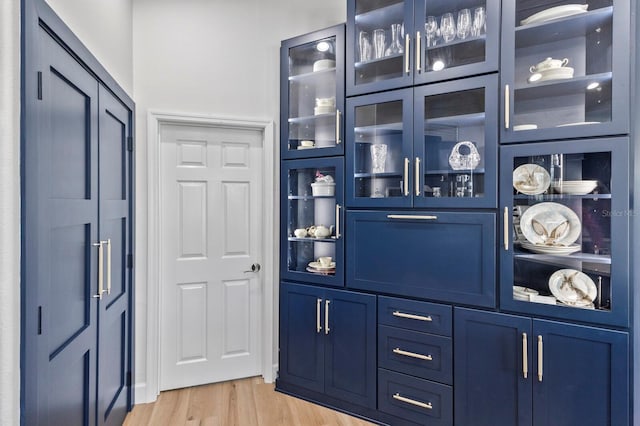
313;59;336;72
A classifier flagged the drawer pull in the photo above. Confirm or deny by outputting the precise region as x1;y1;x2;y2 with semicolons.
393;348;433;361
392;311;433;322
393;393;433;410
387;215;437;221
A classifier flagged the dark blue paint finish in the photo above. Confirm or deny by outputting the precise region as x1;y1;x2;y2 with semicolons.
378;296;452;336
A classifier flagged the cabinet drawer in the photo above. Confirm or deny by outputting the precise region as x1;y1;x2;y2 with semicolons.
347;210;496;307
378;296;451;336
378;369;452;426
379;325;452;385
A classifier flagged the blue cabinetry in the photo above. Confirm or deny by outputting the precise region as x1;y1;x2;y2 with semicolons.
455;308;629;426
278;282;377;409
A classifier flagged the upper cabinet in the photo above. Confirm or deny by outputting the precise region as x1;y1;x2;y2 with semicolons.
346;0;500;96
501;0;630;143
281;25;345;159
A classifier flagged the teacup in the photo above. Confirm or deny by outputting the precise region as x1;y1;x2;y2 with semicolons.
300;140;314;147
530;57;569;73
318;256;333;267
294;228;307;238
311;225;331;238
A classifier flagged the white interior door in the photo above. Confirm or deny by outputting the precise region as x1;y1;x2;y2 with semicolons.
159;123;263;391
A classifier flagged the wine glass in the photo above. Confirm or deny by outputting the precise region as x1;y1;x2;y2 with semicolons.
456;8;471;40
425;16;439;47
440;13;456;43
472;6;486;37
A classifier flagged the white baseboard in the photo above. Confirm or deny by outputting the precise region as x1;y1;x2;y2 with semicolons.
134;382;158;404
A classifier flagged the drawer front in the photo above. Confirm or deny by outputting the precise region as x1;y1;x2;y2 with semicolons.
378;325;452;385
378;369;453;426
378;296;452;336
347;210;496;307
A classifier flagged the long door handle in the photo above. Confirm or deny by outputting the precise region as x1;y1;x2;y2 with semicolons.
92;241;105;299
415;32;421;72
405;34;411;74
537;335;543;382
335;109;341;144
522;333;528;379
387;215;437;221
324;300;331;335
335;204;341;239
105;239;111;295
505;84;510;129
403;158;410;196
316;298;322;333
415;157;421;196
504;207;510;251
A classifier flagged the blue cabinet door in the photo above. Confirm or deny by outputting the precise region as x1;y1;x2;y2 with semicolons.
347;210;496;306
454;308;532;426
324;288;377;409
532;320;629;426
278;282;325;393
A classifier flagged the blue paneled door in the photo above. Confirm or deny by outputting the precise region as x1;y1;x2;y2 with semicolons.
22;24;132;426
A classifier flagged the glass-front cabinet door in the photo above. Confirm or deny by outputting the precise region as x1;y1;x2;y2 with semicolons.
501;0;630;143
346;89;413;208
413;74;497;208
281;25;345;159
414;0;500;85
280;158;344;286
500;138;629;327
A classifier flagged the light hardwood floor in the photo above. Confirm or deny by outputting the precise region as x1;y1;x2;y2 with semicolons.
123;377;377;426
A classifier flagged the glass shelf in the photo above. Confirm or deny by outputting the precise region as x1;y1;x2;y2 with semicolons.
426;34;486;51
514;72;612;98
354;1;404;26
288;67;336;82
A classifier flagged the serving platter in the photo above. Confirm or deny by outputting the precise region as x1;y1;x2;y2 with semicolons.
513;164;551;195
519;202;581;246
552;180;598;195
548;268;596;307
520;4;589;26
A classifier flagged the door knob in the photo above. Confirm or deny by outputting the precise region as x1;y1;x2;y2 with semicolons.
244;263;261;273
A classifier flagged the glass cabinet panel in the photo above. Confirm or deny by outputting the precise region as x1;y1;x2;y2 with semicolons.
500;138;629;327
280;158;344;286
501;0;629;142
414;74;497;208
281;25;344;159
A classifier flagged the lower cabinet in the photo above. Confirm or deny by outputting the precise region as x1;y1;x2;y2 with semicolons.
279;281;377;409
454;308;629;426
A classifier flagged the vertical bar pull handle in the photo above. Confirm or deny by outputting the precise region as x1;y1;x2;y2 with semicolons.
505;84;510;129
105;239;111;295
316;298;322;333
415;32;421;72
335;110;341;144
335;204;341;239
405;34;411;74
403;158;410;196
415;157;421;196
537;335;543;382
504;207;510;251
522;333;528;379
92;242;104;299
325;300;331;335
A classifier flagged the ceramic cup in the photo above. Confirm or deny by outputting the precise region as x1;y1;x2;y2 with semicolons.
318;256;333;267
294;228;307;238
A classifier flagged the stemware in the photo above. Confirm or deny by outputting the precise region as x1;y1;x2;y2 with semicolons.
456;8;471;40
472;6;486;37
425;16;439;47
440;13;456;43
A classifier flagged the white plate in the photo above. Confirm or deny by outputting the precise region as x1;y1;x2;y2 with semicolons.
313;59;335;72
552;180;598;195
513;124;538;131
306;266;335;275
514;286;539;297
556;121;600;127
513;164;551;195
297;145;315;150
529;66;574;83
548;269;596;306
521;4;589;25
520;202;581;246
308;261;336;271
520;241;581;255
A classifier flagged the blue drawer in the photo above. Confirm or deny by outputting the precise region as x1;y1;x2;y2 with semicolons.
378;296;452;336
378;369;453;426
379;325;452;385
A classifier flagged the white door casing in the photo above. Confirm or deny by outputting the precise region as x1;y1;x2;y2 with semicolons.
143;112;276;402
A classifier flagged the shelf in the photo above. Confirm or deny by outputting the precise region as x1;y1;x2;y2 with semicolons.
514;72;612;100
513;193;611;201
515;6;613;48
423;112;486;128
355;52;403;69
354;172;402;179
514;251;611;276
288;113;336;124
288;195;335;200
354;2;404;27
288;67;336;82
426;34;486;51
425;169;485;175
288;237;337;243
354;122;403;135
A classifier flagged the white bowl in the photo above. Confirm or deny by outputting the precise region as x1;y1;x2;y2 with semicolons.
313;59;336;72
311;182;335;196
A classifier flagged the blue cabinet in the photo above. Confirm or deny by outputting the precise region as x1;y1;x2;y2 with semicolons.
346;0;501;96
278;282;377;409
500;0;630;143
346;74;498;208
346;210;496;307
281;25;345;158
500;138;630;327
455;308;629;426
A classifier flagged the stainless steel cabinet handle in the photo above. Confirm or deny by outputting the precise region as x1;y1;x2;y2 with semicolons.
316;298;322;333
415;32;421;72
522;333;528;379
405;34;410;74
504;207;510;251
387;215;437;220
335;109;341;144
92;241;104;299
505;84;510;129
393;393;433;410
335;204;341;239
403;158;410;196
393;348;433;361
415;157;421;196
325;300;330;335
392;311;433;322
105;239;111;295
538;335;543;382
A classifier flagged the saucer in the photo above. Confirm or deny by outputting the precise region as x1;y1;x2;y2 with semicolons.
529;66;574;83
308;261;336;271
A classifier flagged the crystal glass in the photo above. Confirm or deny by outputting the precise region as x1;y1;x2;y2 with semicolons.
370;143;388;173
472;6;486;37
440;13;456;43
373;29;386;59
425;16;439;47
359;31;372;62
385;23;404;56
456;9;471;40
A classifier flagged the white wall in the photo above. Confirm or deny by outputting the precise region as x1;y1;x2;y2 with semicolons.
132;0;345;401
45;0;134;95
0;2;22;425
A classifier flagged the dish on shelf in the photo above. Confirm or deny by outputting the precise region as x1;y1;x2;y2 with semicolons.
520;4;589;26
308;261;336;270
313;59;335;72
528;66;574;83
306;266;335;275
548;268;597;307
297;145;315;150
520;241;581;255
552;180;598;195
513;124;538;131
513;285;539;301
513;164;551;195
520;202;581;246
556;121;600;127
314;106;335;115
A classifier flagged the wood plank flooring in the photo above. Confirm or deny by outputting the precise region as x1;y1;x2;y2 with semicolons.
123;377;377;426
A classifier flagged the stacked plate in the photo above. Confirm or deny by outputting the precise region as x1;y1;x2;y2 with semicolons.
520;4;589;25
531;66;574;82
552;180;598;195
306;261;336;275
520;241;581;255
513;285;538;301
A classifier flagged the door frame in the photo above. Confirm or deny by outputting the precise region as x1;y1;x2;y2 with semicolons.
145;111;277;401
